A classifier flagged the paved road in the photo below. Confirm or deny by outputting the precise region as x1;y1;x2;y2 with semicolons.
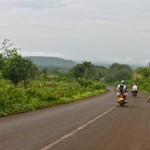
0;87;150;150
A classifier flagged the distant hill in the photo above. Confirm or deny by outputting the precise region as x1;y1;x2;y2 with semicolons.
24;56;77;70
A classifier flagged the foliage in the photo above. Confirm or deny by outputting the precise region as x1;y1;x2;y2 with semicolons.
105;63;132;83
136;67;150;78
137;78;150;93
0;39;38;87
70;61;105;81
0;79;27;116
0;39;18;58
25;87;58;101
77;78;93;87
0;79;106;117
2;54;38;87
71;61;91;79
0;53;4;70
130;66;150;94
95;66;107;81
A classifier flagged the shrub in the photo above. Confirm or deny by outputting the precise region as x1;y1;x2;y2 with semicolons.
25;87;58;101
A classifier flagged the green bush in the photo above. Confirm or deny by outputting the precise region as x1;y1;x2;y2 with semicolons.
0;79;107;117
0;79;28;116
25;87;58;101
89;82;106;90
77;78;93;87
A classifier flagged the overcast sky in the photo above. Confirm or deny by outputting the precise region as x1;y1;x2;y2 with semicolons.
0;0;150;65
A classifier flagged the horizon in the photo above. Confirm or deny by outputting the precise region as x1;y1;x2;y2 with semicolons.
24;55;148;68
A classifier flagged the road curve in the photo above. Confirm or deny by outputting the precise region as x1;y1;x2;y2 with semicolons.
0;87;150;150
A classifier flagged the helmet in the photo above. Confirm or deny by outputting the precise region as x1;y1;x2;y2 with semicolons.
121;80;125;84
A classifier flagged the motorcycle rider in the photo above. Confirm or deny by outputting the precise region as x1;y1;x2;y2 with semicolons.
116;80;128;103
132;83;138;95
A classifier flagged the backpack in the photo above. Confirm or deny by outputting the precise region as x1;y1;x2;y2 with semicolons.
119;84;124;94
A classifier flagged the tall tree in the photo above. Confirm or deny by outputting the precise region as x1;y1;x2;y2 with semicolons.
0;39;38;87
2;54;38;87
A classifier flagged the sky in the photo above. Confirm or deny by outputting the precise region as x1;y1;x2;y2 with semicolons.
0;0;150;66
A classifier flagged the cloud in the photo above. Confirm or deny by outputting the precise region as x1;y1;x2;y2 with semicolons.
84;19;119;26
9;0;65;10
20;50;67;58
0;0;150;67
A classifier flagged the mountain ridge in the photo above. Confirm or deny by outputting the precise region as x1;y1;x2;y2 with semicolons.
24;56;77;70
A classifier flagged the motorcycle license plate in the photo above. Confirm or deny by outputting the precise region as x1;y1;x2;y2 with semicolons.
118;98;124;100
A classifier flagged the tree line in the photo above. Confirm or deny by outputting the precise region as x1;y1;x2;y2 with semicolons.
2;39;150;89
0;39;134;87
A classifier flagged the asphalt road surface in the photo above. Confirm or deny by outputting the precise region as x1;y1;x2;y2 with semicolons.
0;87;150;150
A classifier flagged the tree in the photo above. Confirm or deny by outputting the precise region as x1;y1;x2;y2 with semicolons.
0;39;38;87
105;63;132;83
95;66;107;81
0;53;4;71
136;67;150;78
71;61;96;80
2;54;38;87
0;39;18;58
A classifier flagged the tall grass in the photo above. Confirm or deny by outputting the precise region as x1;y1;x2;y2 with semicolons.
0;79;106;117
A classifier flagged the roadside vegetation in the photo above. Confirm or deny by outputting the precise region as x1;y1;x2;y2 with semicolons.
131;67;150;94
0;39;149;117
0;39;107;116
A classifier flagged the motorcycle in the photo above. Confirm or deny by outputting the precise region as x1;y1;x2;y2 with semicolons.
117;93;127;106
132;90;137;97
